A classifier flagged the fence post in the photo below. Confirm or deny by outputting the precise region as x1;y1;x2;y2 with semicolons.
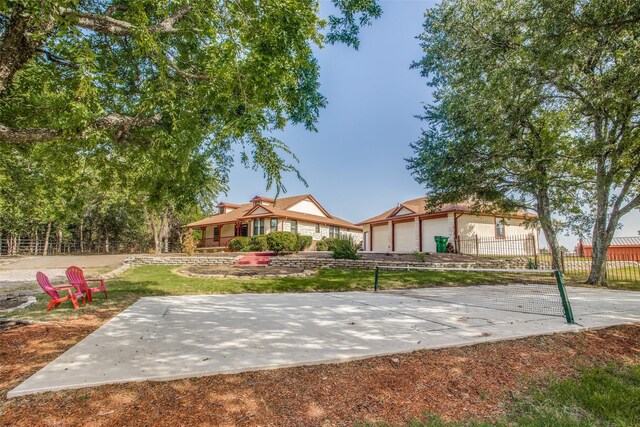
475;235;479;257
554;270;575;324
374;266;379;292
560;250;566;273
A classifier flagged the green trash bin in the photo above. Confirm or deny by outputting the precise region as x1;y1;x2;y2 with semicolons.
434;236;449;253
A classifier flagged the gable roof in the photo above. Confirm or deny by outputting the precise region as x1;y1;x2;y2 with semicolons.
358;197;535;225
187;194;361;230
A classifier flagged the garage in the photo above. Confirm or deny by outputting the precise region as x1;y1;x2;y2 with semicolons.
421;217;450;252
393;221;417;252
371;225;389;252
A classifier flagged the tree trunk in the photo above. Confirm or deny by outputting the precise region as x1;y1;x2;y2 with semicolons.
586;134;613;285
536;191;561;270
42;222;51;256
79;219;84;253
57;229;62;253
149;211;161;253
105;233;110;253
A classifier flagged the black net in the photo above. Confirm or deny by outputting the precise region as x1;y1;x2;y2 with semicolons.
375;266;570;319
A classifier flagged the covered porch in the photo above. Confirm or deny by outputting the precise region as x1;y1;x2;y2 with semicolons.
195;221;249;249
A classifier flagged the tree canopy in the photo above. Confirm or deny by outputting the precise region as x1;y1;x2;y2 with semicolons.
0;0;382;252
409;0;640;280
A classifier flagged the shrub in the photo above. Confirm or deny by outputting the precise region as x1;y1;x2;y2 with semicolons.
315;239;329;251
228;236;249;252
181;229;198;256
248;235;269;252
297;235;312;252
316;237;337;251
332;236;360;260
412;251;426;262
266;231;298;254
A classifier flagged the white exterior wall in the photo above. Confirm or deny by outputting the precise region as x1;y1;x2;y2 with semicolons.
420;216;451;253
287;199;327;217
220;224;235;238
457;215;534;239
340;229;363;245
393;221;418;252
204;226;214;239
456;214;537;255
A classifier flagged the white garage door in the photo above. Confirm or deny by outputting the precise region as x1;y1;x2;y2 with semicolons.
421;217;450;252
394;221;417;252
372;225;389;252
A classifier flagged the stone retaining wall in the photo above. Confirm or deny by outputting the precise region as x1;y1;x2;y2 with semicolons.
268;256;530;270
125;255;239;266
124;255;531;270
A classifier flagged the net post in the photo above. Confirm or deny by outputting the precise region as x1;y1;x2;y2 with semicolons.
554;270;574;324
374;266;379;292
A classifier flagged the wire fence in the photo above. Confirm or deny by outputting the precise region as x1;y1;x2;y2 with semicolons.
0;238;180;256
455;234;639;286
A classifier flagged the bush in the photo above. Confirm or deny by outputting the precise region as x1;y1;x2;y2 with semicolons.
297;235;312;252
181;229;198;256
228;236;249;252
315;239;329;251
316;237;338;251
266;231;298;254
332;236;360;260
412;251;426;262
248;235;269;252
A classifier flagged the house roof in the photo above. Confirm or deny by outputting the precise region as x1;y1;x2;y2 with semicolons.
582;236;640;247
358;197;535;225
187;194;362;231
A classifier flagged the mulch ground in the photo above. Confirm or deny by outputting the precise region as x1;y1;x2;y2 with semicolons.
1;314;638;427
180;265;306;277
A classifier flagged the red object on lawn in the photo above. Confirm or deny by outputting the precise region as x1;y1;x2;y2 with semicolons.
36;271;86;312
65;266;108;302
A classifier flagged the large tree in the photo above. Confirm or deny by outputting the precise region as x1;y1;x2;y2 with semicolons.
409;0;640;282
0;0;381;190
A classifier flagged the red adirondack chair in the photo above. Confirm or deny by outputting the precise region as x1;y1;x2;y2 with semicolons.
65;266;108;303
36;272;86;311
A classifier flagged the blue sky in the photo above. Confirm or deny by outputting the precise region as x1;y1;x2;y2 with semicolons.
223;0;640;249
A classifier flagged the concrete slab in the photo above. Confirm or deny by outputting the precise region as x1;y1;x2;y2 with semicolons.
8;286;640;397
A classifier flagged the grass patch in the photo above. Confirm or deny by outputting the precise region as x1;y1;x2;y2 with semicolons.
7;266;515;321
362;364;640;426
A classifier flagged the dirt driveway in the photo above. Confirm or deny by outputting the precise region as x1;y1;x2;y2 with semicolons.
0;255;132;294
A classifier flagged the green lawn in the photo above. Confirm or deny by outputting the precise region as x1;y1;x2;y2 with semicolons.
8;264;638;322
563;266;640;291
364;364;640;426
8;266;526;321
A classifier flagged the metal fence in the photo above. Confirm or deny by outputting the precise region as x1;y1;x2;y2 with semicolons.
456;234;639;286
0;238;180;256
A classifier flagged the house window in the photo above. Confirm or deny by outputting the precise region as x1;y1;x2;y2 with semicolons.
270;218;278;231
290;220;298;234
315;223;320;233
329;226;340;238
495;217;506;239
253;219;265;235
213;227;219;240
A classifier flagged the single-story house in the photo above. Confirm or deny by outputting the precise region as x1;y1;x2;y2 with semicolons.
357;197;538;254
578;236;640;260
187;194;363;249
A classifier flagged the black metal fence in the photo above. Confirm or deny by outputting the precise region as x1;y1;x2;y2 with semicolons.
456;234;639;286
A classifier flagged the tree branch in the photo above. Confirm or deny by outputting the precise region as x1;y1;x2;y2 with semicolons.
0;113;162;144
37;48;79;69
59;6;192;36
